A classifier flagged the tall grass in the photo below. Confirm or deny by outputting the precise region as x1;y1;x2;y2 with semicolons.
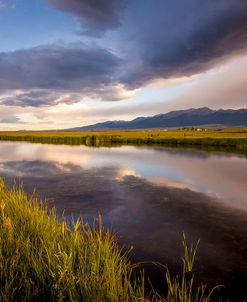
0;179;221;301
161;234;221;302
0;179;146;301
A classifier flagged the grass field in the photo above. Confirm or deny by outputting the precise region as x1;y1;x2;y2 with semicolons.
0;128;247;150
0;179;220;301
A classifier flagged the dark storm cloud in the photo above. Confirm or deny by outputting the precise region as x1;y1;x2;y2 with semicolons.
48;0;126;36
1;1;247;109
47;0;247;89
119;0;247;87
149;2;247;75
0;44;124;107
0;45;121;91
1;90;65;107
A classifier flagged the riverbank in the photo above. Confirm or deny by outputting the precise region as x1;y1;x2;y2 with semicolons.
0;128;247;151
0;179;219;301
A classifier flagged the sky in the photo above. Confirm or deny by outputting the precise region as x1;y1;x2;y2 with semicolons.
0;0;247;130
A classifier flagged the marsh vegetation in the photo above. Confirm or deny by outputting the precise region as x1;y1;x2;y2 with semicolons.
0;179;221;301
0;128;247;152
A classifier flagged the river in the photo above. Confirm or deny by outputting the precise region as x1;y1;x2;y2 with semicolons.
1;141;247;300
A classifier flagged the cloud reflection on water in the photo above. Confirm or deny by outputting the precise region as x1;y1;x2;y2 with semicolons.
0;142;246;210
0;142;247;299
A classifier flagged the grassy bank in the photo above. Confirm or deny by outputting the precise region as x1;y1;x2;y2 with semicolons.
0;179;146;301
0;179;220;301
0;129;247;151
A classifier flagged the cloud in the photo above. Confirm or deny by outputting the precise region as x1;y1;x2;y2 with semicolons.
0;44;121;91
0;90;83;107
48;0;126;36
0;87;133;108
0;44;127;106
118;0;247;88
1;0;247;113
0;115;22;124
48;0;247;90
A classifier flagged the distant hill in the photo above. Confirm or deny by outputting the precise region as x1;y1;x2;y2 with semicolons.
67;107;247;131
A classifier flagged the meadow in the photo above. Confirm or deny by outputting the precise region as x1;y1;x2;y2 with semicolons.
0;179;220;301
0;128;247;151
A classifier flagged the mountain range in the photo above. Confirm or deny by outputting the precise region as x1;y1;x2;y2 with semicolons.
68;108;247;131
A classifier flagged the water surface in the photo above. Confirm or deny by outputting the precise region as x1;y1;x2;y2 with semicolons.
1;142;247;300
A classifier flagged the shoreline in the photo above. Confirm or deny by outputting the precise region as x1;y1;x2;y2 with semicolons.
0;129;247;156
0;179;220;301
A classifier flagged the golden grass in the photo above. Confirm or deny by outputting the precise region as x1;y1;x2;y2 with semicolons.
0;179;221;301
1;128;247;140
0;128;247;151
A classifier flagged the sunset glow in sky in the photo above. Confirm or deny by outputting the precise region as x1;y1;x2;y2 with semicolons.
0;0;247;130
